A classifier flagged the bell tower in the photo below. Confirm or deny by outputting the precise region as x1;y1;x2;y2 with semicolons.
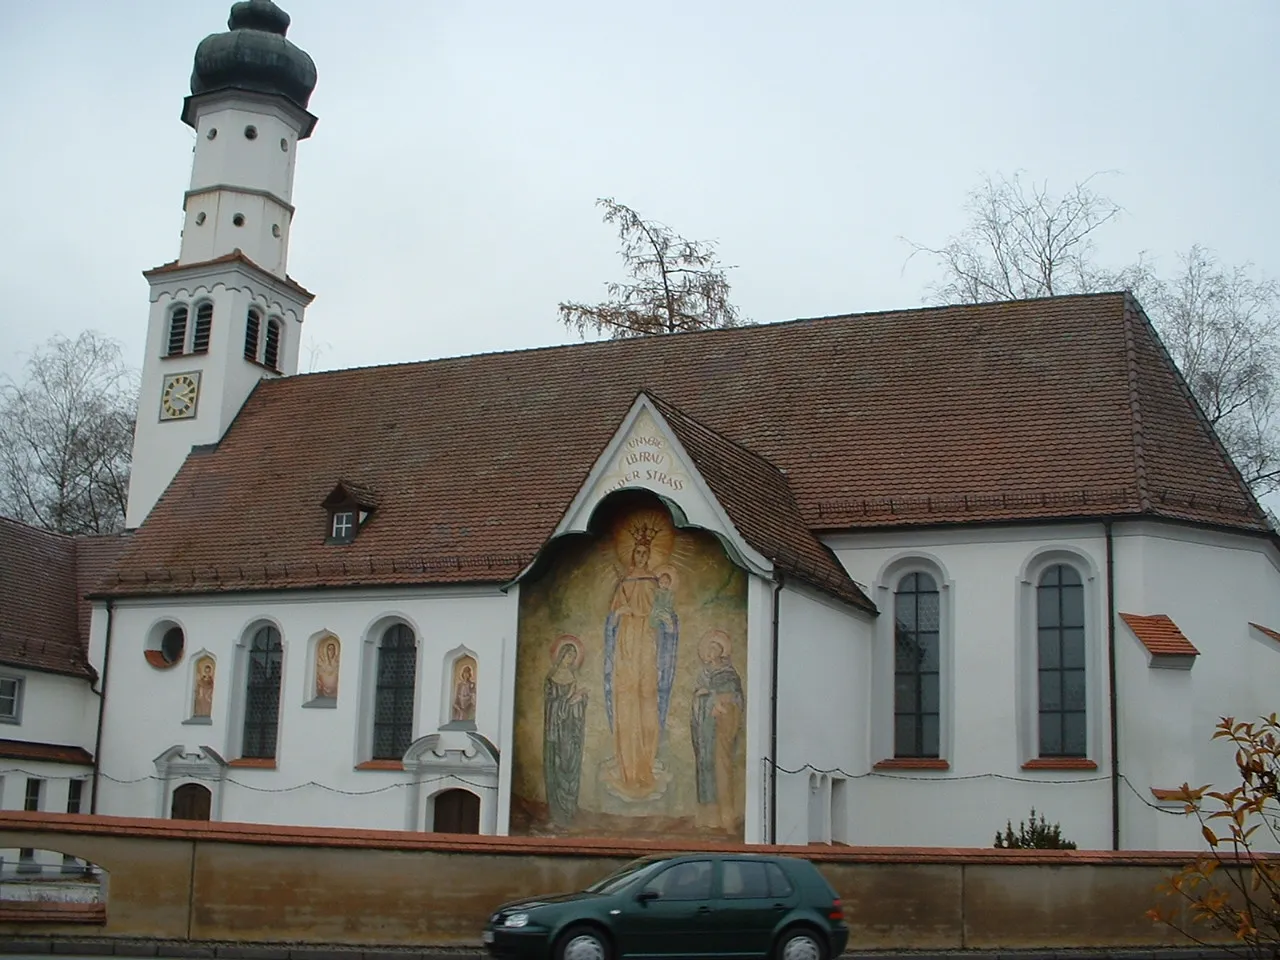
125;0;318;528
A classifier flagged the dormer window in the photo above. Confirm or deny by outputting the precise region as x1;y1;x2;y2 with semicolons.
322;480;377;545
331;511;355;543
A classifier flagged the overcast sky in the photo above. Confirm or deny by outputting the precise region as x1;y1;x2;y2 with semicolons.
1;0;1277;385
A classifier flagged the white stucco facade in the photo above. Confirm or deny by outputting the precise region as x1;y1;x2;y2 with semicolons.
0;667;95;815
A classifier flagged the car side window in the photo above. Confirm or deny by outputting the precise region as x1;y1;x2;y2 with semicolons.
643;860;713;901
722;860;770;899
765;862;794;898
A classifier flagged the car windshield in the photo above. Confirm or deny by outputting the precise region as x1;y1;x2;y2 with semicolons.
583;857;668;894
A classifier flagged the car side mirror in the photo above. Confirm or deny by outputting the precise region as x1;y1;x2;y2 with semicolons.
636;890;659;904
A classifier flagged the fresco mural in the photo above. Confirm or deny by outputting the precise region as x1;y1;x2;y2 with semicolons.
314;635;340;699
512;494;748;840
192;656;215;718
450;655;478;723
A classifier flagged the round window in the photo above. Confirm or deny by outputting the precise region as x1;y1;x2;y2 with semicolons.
195;212;206;225
160;627;185;665
280;137;288;152
244;125;258;140
232;213;245;227
207;128;218;140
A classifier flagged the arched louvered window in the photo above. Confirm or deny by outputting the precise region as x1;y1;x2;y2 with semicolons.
893;571;940;758
1036;564;1086;757
166;305;188;356
241;625;283;759
244;308;262;361
192;302;214;354
264;317;282;372
373;624;417;760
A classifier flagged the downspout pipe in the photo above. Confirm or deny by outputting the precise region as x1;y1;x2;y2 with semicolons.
90;598;115;815
1105;522;1120;851
768;572;784;845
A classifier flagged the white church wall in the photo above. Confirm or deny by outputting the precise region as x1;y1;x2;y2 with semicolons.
824;520;1280;850
772;582;872;846
1111;523;1280;852
94;586;516;831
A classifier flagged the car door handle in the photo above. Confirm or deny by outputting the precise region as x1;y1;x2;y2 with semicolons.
772;903;787;911
697;905;712;914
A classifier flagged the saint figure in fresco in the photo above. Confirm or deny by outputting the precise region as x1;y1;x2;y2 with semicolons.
315;636;340;699
603;511;679;800
192;657;215;718
691;629;743;831
451;659;477;722
543;635;587;825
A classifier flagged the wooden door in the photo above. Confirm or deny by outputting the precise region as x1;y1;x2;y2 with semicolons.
171;783;212;821
432;789;480;834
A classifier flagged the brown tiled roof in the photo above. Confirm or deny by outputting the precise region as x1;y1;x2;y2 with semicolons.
1120;613;1200;658
102;292;1271;598
143;249;314;301
647;395;872;610
1249;623;1280;646
0;517;127;679
0;738;93;765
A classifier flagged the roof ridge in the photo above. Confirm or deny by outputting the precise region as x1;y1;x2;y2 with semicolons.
1123;292;1267;523
1120;298;1153;513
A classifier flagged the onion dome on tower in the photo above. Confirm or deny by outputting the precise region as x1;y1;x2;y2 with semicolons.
185;0;317;126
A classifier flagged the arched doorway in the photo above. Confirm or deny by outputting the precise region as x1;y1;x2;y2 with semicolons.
432;789;480;834
170;783;212;821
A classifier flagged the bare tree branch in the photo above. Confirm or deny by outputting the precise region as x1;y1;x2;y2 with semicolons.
559;198;742;339
907;172;1280;499
0;331;138;534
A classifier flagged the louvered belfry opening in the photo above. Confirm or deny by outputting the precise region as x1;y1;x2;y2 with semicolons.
244;308;262;361
166;305;188;356
192;302;214;353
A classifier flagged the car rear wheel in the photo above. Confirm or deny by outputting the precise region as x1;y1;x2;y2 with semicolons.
555;924;611;960
775;926;827;960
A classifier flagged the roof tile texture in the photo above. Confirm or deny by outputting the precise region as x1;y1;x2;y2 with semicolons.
104;293;1269;596
1120;613;1200;658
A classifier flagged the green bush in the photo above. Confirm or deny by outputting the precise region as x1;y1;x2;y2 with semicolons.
993;808;1077;849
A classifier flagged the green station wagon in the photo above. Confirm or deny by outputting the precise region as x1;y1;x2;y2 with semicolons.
482;853;848;960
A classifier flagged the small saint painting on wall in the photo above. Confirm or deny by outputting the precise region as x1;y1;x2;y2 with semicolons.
450;655;477;723
192;656;215;719
314;635;340;700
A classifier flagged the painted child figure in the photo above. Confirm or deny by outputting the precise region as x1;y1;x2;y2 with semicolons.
649;571;677;634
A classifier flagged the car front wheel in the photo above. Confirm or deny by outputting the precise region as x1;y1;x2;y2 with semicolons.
775;926;827;960
555;924;611;960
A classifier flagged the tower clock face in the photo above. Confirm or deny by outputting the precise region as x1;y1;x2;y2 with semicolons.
160;372;201;421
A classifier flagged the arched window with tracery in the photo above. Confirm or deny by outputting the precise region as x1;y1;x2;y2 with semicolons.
192;302;214;353
241;625;284;759
166;304;188;356
1036;564;1086;757
894;571;940;758
373;624;417;760
244;308;262;361
264;317;283;372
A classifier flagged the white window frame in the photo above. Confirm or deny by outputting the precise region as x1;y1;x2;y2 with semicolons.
871;553;954;767
1016;547;1105;766
331;511;354;541
0;675;23;724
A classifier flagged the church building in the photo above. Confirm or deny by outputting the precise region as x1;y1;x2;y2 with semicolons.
3;0;1279;851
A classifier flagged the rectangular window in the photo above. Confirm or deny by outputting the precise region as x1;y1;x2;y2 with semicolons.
0;676;21;722
722;860;770;899
893;572;941;758
66;779;84;814
1037;564;1087;757
331;511;354;541
24;778;43;811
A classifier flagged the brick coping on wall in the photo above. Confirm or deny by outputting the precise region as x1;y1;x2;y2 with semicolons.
0;810;1224;866
0;939;1245;960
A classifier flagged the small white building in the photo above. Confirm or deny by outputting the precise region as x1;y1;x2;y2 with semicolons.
5;0;1280;850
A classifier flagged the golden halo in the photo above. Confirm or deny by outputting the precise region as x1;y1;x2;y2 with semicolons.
550;634;583;668
612;507;675;569
698;629;732;662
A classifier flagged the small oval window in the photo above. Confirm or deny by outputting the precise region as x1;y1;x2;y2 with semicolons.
244;125;258;140
195;212;206;225
232;213;245;227
271;224;280;237
160;627;185;665
206;128;218;140
280;138;288;152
